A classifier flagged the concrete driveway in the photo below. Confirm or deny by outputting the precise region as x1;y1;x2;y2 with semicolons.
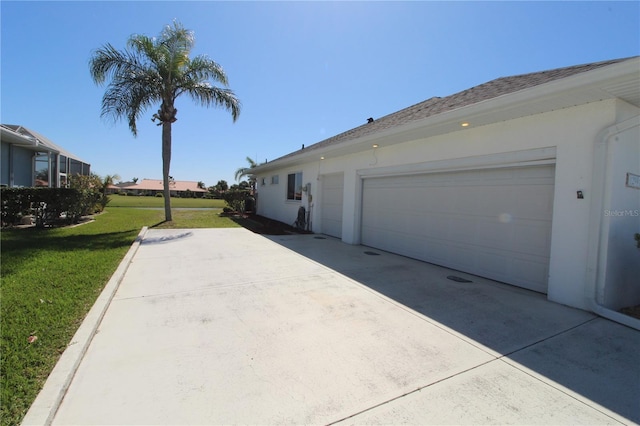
24;228;639;425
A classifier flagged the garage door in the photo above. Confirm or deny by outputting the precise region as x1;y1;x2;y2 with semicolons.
361;165;555;293
321;173;344;238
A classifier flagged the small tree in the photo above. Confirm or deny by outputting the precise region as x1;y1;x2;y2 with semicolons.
98;173;120;210
68;174;103;217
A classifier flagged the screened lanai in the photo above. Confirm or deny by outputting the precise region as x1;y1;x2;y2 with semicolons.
1;124;90;188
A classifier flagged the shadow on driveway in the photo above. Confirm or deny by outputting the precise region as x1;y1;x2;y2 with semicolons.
262;233;640;423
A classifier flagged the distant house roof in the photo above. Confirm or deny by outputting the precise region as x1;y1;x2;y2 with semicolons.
0;124;88;163
255;56;639;171
120;179;207;192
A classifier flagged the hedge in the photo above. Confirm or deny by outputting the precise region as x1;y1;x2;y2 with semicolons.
1;187;101;228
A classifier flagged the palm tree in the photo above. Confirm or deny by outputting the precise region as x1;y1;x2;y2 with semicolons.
235;156;262;193
89;21;241;221
101;174;121;197
98;173;120;210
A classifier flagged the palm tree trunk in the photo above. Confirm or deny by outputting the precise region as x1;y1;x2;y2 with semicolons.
162;122;172;221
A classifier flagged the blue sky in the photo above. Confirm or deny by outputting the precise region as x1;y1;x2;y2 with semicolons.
2;1;639;187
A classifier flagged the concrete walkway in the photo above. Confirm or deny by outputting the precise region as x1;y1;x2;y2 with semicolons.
23;228;639;425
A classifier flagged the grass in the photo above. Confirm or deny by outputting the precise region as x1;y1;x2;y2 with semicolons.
107;195;226;208
0;204;238;426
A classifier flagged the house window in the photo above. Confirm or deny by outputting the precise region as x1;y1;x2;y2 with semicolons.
271;175;279;185
261;177;266;186
287;172;302;201
34;152;50;187
70;159;82;175
59;155;67;173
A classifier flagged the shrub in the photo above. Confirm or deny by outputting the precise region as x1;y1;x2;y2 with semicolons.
222;189;250;213
155;192;164;197
68;174;103;216
0;187;86;227
1;188;31;225
1;175;104;228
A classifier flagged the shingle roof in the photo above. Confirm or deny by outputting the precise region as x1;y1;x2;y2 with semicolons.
271;57;636;163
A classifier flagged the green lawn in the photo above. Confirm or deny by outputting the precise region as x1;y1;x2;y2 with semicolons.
0;206;238;426
108;194;226;208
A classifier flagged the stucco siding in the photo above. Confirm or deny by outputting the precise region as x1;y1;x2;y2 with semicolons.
255;100;638;311
602;123;640;310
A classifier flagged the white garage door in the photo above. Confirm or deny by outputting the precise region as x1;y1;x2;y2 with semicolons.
321;173;344;238
361;165;555;293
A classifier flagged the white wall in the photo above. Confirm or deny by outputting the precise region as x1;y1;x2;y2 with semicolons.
255;168;317;228
602;122;640;310
256;99;639;311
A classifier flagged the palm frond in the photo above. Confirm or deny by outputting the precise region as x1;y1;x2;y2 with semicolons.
100;67;162;135
89;21;241;137
184;56;229;86
89;44;143;85
181;84;241;122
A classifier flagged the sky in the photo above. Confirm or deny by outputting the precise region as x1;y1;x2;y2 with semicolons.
1;1;639;187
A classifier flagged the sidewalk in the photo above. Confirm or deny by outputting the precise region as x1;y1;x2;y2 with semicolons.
23;228;640;425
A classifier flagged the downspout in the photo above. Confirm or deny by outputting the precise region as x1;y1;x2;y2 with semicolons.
585;115;640;330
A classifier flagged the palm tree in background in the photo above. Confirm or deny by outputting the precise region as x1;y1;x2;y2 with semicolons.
99;173;120;210
89;21;241;221
101;174;121;197
235;156;262;193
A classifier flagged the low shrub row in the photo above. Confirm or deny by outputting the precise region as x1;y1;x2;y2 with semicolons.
1;177;107;228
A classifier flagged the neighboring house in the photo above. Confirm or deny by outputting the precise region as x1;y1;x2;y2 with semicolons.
252;57;640;325
105;184;121;195
118;178;208;198
1;124;91;187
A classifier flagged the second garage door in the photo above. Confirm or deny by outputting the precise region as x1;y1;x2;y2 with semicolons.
361;165;555;293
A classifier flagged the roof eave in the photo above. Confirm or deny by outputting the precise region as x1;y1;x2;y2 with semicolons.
1;125;41;150
253;57;639;174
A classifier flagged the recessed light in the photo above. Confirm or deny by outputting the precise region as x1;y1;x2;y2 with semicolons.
461;122;470;127
320;156;325;160
372;144;379;148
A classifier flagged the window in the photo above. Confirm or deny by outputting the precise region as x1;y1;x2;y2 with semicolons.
34;152;50;187
261;177;266;186
287;172;302;201
70;159;82;175
59;155;67;173
271;175;279;185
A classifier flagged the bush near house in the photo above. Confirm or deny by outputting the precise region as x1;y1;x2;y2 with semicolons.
221;188;251;213
1;188;95;228
1;176;107;228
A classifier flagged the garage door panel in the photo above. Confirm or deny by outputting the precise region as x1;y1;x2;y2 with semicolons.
362;165;554;293
512;222;552;254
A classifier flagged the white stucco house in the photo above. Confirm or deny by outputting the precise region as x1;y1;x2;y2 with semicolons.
252;57;640;326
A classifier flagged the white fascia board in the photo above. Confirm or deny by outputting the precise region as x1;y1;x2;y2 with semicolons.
1;126;38;148
1;125;61;154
